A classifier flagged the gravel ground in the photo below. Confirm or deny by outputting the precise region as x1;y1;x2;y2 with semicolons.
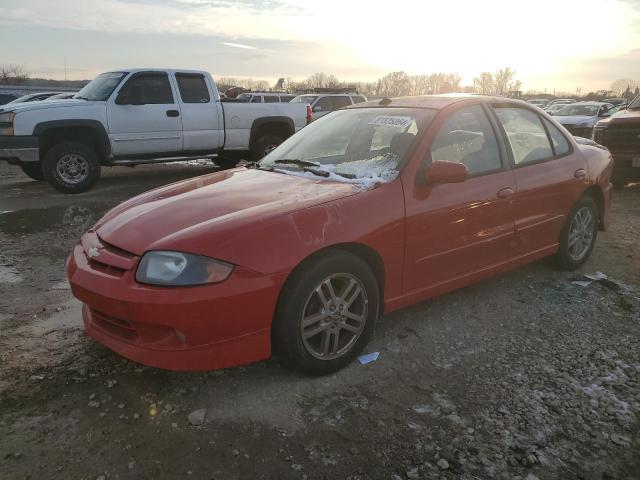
1;162;639;480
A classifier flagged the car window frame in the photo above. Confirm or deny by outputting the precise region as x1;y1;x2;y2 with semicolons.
426;101;509;179
489;102;574;169
118;71;175;105
174;72;211;104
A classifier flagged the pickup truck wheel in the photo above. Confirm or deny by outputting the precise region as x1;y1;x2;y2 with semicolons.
251;134;283;161
272;251;379;376
20;162;45;181
42;142;101;194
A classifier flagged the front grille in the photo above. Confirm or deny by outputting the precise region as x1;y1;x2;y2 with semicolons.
82;233;138;276
88;259;126;277
594;125;640;151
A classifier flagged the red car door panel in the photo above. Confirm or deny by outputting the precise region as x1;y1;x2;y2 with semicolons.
404;170;516;293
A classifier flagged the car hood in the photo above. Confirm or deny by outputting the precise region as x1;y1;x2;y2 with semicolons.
0;99;96;113
95;167;359;256
596;108;640;127
555;115;597;126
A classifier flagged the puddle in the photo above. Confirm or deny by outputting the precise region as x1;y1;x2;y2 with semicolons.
0;203;111;235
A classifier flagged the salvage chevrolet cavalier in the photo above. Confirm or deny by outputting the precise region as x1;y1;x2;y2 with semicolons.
67;95;613;375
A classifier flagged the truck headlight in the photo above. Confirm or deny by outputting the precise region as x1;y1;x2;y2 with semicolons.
136;251;234;286
0;111;15;136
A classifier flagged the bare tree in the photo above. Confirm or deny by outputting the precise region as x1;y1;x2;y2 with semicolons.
473;72;494;94
610;78;640;97
0;64;29;85
376;71;412;97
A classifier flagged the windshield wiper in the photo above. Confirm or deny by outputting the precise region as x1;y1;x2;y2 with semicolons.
303;167;330;177
274;159;320;168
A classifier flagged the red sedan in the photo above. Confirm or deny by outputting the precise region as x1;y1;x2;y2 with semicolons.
67;95;613;375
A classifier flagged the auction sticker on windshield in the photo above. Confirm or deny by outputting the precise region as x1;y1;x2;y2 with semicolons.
368;116;412;129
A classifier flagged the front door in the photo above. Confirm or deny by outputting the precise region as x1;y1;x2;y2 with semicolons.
404;104;516;293
107;71;183;156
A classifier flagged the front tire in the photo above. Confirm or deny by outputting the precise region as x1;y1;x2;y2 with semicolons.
20;162;45;181
42;142;101;194
251;134;284;161
555;195;598;270
272;251;379;376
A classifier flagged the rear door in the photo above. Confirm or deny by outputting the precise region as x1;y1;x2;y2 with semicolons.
174;72;223;151
403;103;517;292
491;105;588;256
107;71;183;155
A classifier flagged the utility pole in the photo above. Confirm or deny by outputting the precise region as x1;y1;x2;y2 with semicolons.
64;57;67;81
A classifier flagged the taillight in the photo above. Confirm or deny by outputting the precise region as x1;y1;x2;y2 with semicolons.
306;105;312;125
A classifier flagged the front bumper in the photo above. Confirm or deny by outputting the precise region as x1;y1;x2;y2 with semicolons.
67;232;287;371
0;135;39;163
610;152;640;183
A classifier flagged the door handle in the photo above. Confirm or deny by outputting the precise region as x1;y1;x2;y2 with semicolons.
166;110;180;117
574;168;587;179
497;187;514;199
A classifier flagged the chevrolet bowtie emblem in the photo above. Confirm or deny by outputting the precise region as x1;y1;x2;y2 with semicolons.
87;247;100;258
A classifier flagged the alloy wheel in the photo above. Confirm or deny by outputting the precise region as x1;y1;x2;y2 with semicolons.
568;206;595;261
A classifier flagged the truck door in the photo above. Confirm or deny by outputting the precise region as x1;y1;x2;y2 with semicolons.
107;71;183;156
173;72;223;151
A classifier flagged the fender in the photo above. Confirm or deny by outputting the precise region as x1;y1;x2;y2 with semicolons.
33;119;111;160
249;116;294;148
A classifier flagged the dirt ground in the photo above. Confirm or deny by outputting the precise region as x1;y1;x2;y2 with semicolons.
1;161;639;480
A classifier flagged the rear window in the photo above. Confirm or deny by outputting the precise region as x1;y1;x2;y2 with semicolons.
352;96;366;104
291;95;317;104
175;73;210;103
264;96;279;103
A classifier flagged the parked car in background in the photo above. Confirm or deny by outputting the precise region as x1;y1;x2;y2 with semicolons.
7;92;60;104
554;102;617;138
66;94;612;375
527;98;550;109
0;93;18;105
291;93;367;119
0;68;309;193
236;92;296;103
549;99;575;106
602;98;629;108
593;94;640;187
48;92;78;100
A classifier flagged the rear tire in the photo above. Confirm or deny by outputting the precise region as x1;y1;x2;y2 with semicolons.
554;195;598;270
251;134;284;161
42;141;101;194
272;251;379;376
20;162;45;181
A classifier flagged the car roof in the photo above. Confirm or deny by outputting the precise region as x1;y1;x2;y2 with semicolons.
297;93;359;97
346;94;529;110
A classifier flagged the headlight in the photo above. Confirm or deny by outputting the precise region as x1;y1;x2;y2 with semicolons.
0;111;15;136
136;250;234;286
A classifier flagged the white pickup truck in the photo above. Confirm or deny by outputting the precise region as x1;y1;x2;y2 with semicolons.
0;68;310;193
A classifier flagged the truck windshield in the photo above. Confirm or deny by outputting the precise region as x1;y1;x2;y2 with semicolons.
74;72;127;101
259;107;436;188
557;105;599;116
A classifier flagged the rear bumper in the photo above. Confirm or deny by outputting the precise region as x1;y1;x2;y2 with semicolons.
0;135;39;163
67;236;287;371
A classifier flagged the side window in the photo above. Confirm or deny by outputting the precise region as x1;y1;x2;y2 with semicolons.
263;96;279;103
121;73;174;104
280;95;295;102
333;96;352;110
250;96;262;103
175;73;210;103
494;107;553;164
430;105;502;175
542;118;570;156
352;96;366;104
315;96;333;111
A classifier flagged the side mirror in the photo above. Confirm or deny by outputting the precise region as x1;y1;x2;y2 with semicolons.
426;160;468;184
313;105;322;112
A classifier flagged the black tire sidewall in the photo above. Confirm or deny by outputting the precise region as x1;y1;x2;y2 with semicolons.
556;195;598;270
251;134;283;161
272;251;379;376
20;162;45;181
42;142;101;194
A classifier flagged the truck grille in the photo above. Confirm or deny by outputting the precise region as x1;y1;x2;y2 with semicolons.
594;125;640;151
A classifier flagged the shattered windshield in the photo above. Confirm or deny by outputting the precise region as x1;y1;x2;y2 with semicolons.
259;108;436;189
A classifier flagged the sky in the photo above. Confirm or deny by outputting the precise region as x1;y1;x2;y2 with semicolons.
1;0;640;92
